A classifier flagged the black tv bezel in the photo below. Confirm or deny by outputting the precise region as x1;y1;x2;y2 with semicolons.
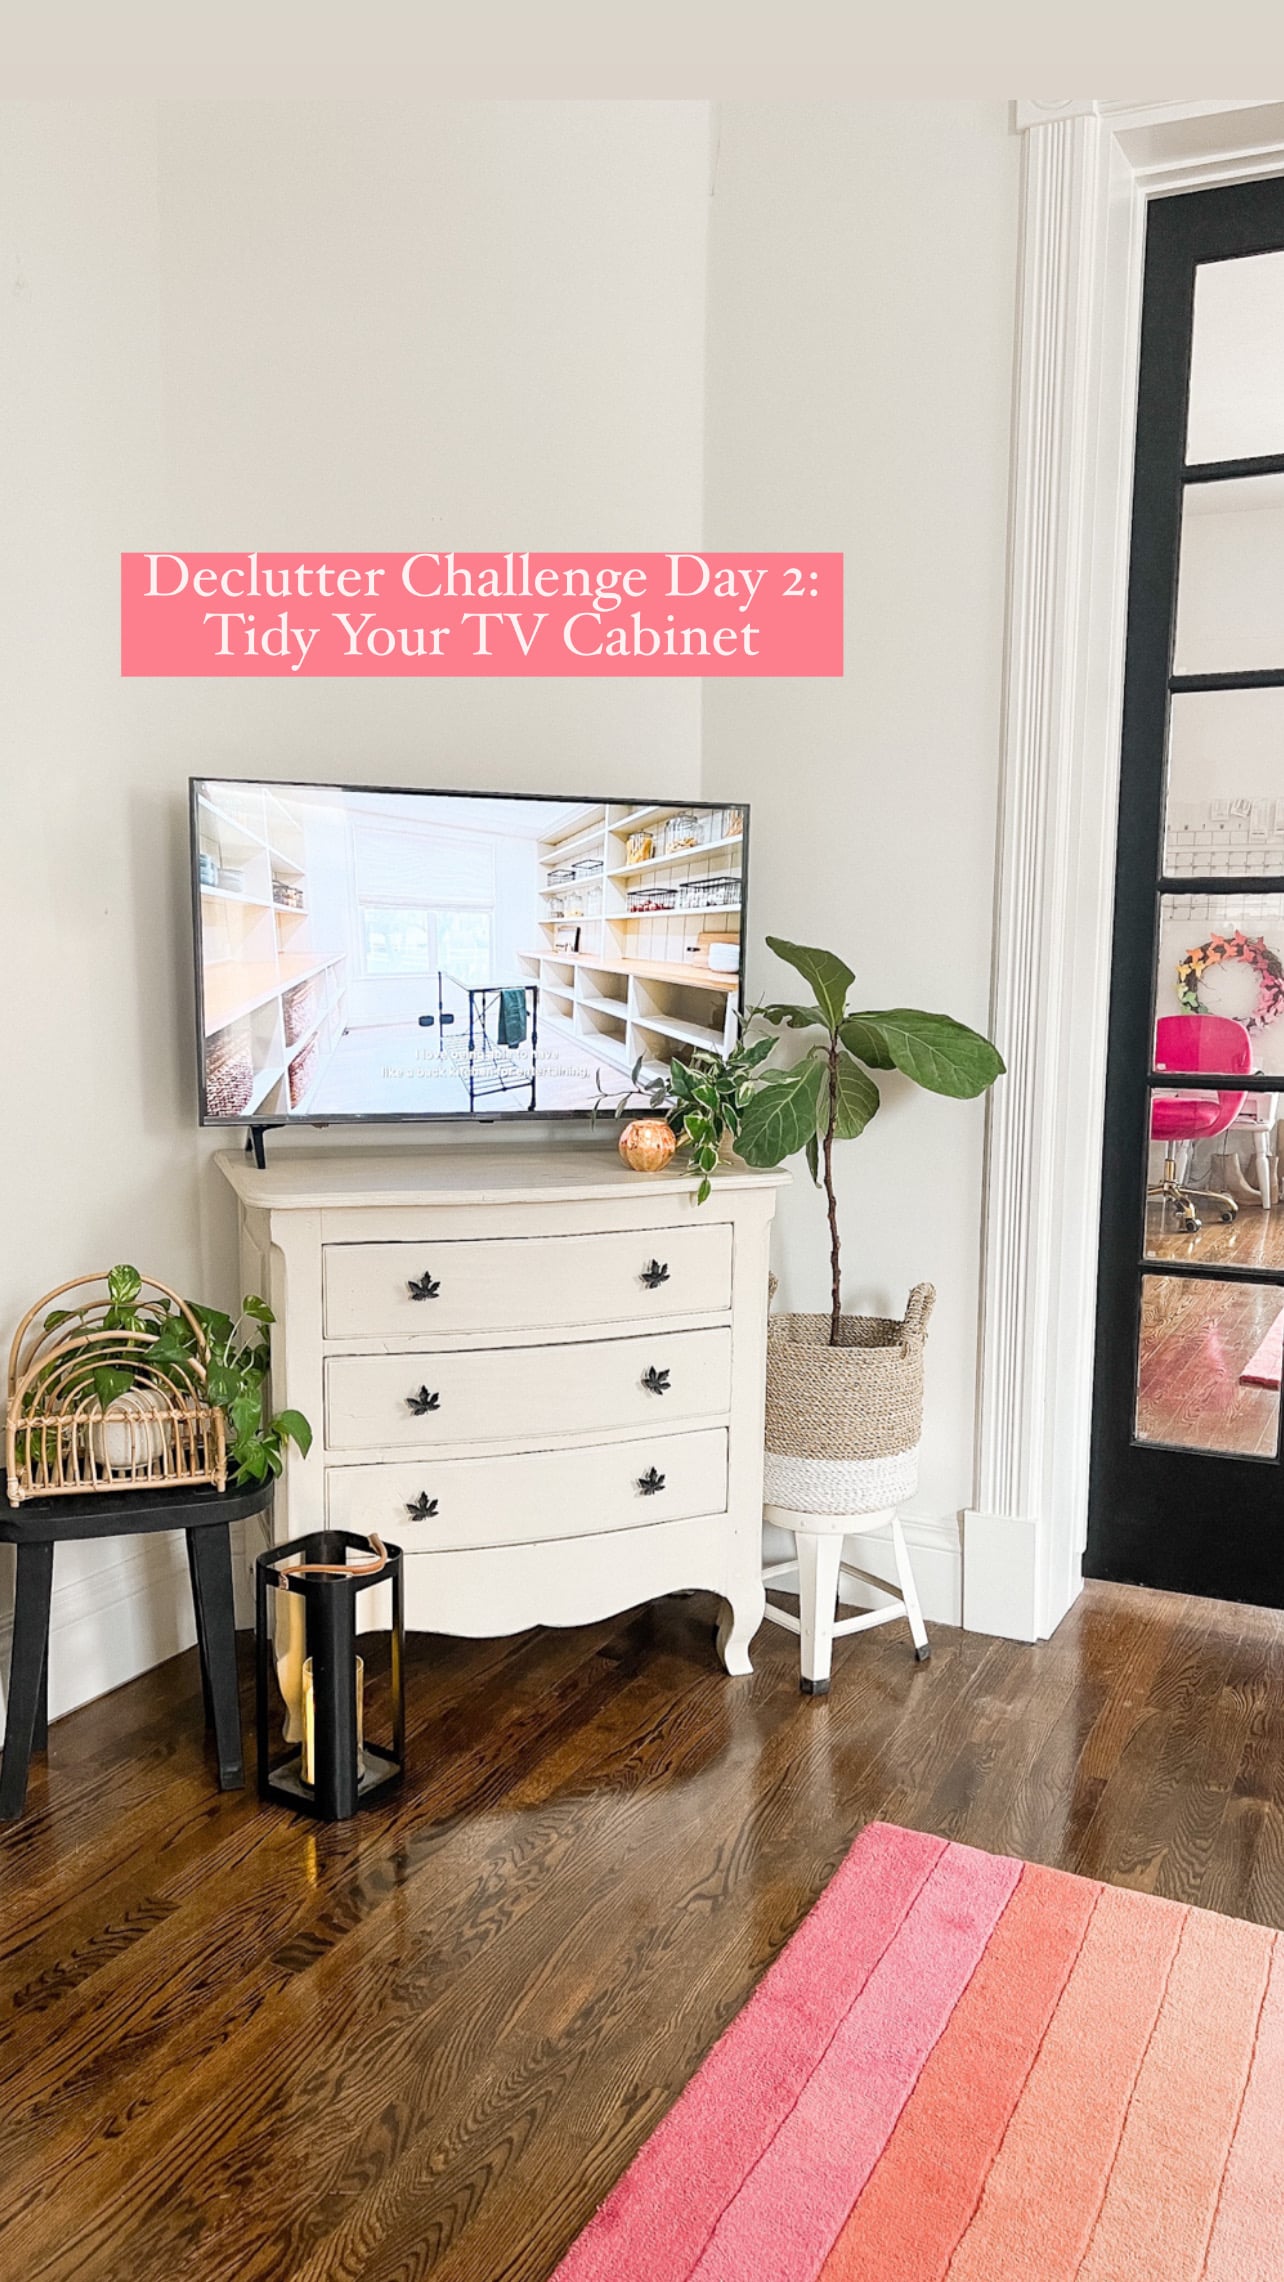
188;775;751;1128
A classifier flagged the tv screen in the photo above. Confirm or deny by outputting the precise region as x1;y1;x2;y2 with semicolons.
190;780;747;1124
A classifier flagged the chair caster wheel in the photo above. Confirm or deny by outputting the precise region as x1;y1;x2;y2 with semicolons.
800;1676;831;1696
1220;1211;1236;1223
914;1644;932;1663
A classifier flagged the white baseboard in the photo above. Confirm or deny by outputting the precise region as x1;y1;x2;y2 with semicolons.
961;1509;1040;1640
762;1511;962;1627
1;1505;966;1745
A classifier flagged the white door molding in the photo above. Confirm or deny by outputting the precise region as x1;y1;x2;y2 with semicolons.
966;98;1284;1642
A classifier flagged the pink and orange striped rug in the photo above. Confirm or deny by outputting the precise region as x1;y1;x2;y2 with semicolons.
553;1821;1283;2282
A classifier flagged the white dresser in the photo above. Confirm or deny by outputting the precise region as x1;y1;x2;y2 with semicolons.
217;1148;787;1672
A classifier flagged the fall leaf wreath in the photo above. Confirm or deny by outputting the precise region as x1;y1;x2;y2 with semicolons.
1176;929;1284;1032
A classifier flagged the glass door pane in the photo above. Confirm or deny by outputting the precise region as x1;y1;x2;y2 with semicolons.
1187;248;1284;463
1164;689;1284;876
1155;893;1284;1075
1173;472;1284;676
1142;1086;1282;1262
1136;1274;1282;1456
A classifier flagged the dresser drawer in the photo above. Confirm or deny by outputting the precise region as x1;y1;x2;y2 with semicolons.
324;1326;732;1452
322;1223;733;1339
326;1427;729;1551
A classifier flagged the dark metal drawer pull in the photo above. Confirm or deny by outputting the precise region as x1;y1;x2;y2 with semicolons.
406;1492;439;1520
641;1259;670;1289
406;1386;441;1415
407;1271;440;1300
637;1468;666;1496
642;1366;671;1395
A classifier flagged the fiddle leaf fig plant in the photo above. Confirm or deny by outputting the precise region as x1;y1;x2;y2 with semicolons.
736;939;1006;1344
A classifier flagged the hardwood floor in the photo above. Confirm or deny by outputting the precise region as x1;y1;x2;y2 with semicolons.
2;1582;1283;2280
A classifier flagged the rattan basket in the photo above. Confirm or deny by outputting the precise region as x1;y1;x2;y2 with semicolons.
764;1282;936;1516
5;1272;227;1506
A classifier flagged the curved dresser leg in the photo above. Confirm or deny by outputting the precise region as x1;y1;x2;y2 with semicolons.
716;1582;765;1676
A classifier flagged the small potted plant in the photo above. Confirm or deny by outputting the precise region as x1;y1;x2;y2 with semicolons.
733;939;1004;1519
9;1264;311;1496
599;1032;775;1197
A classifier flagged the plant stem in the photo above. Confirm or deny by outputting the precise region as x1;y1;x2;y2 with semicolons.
825;1036;842;1344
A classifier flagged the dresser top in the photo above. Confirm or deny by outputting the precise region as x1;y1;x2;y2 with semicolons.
216;1146;789;1212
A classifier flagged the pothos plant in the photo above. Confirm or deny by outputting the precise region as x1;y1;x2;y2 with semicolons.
733;939;1006;1344
599;1031;776;1201
42;1264;312;1486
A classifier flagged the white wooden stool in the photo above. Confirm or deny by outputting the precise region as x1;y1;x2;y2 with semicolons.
762;1505;930;1693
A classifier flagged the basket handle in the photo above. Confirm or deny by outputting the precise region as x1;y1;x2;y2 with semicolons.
901;1283;936;1345
272;1534;389;1585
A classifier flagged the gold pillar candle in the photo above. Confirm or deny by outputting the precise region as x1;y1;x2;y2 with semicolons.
274;1587;308;1745
300;1655;364;1789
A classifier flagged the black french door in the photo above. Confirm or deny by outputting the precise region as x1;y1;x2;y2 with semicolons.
1089;177;1284;1606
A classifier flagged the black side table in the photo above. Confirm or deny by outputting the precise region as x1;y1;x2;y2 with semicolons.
0;1473;273;1820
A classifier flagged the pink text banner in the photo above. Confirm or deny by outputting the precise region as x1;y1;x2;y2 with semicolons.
120;552;842;677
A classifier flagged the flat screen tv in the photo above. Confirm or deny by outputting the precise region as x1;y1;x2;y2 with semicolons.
190;779;748;1126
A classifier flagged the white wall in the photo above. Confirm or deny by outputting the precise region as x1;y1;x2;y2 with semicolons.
0;98;711;1721
2;97;1025;1718
703;103;1020;1609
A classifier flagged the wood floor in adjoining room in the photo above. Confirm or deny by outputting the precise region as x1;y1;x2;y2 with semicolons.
2;1582;1283;2281
1139;1194;1284;1454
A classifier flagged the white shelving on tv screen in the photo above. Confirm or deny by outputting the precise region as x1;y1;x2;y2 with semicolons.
196;784;350;1118
516;800;744;1079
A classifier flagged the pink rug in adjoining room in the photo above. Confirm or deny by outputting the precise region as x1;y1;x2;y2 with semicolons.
1240;1306;1284;1390
550;1821;1284;2282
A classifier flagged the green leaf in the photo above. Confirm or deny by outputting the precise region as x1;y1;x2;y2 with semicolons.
242;1295;274;1324
92;1365;136;1410
853;1009;1006;1098
228;1390;263;1439
736;1059;827;1167
757;1002;827;1030
42;1308;74;1331
273;1408;313;1458
232;1442;270;1484
829;1050;881;1140
189;1302;234;1345
696;1175;712;1204
804;1134;821;1187
206;1360;240;1407
736;1035;776;1070
149;1317;196;1361
107;1264;142;1307
838;1015;896;1070
764;939;855;1034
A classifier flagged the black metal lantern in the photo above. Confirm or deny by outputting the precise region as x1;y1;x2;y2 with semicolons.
255;1530;404;1819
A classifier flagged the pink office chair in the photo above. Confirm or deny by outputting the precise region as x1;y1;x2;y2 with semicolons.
1150;1013;1252;1233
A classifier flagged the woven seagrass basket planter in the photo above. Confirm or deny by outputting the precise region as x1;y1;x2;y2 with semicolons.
764;1282;936;1517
